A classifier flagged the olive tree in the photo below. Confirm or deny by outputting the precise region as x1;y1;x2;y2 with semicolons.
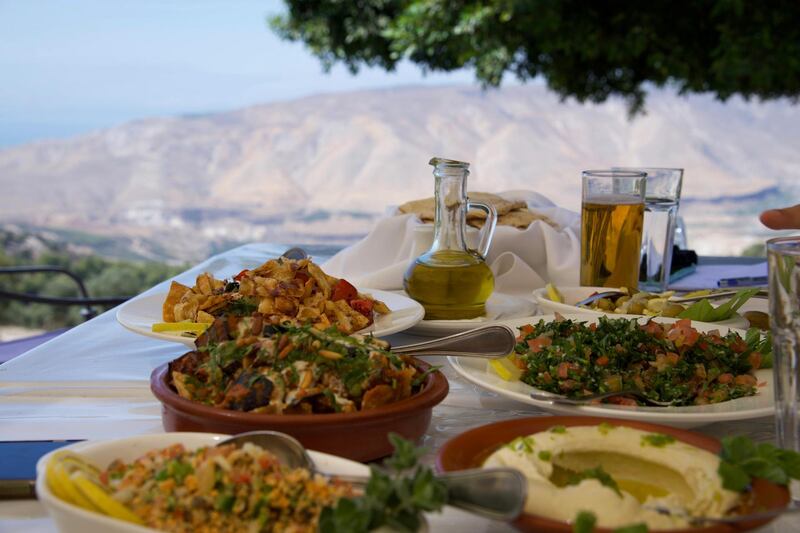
270;0;800;114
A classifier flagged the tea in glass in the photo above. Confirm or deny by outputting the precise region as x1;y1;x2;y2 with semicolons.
580;170;646;288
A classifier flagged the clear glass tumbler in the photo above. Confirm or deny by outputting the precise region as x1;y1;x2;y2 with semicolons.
767;236;800;498
580;170;646;289
614;167;683;291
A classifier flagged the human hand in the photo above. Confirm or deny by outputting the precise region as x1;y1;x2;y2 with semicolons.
759;204;800;230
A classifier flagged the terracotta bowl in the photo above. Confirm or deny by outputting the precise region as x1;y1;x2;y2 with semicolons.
151;358;448;462
436;416;790;533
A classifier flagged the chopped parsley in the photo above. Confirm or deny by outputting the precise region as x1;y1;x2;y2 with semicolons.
641;433;676;447
515;316;766;406
538;450;552;461
550;425;568;434
565;466;621;496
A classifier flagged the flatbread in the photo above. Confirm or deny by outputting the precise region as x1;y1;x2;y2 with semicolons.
162;281;193;322
398;192;526;221
468;208;559;229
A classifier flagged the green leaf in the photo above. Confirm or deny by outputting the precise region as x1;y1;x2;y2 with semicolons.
718;461;751;491
572;511;596;533
678;288;761;322
720;435;757;463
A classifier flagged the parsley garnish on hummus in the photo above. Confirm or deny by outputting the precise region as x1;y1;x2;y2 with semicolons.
641;434;676;447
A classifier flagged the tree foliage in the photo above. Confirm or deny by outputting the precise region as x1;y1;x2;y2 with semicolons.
270;0;800;114
0;242;185;331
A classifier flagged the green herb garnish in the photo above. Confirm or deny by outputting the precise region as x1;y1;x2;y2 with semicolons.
319;434;447;533
572;511;649;533
550;425;567;434
538;450;552;461
641;433;676;447
572;510;596;533
678;288;761;322
565;466;621;496
718;435;800;491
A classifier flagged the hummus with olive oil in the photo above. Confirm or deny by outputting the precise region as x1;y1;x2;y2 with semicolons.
483;425;740;529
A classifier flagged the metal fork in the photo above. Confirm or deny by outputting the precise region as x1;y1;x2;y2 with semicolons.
529;389;678;407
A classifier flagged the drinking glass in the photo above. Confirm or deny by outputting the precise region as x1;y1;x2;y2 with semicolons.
614;167;684;291
580;170;646;289
767;236;800;498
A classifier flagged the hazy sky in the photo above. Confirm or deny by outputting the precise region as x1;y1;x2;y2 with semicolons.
0;0;475;147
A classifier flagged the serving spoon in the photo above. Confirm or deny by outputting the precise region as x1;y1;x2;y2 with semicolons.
390;324;517;358
219;430;527;521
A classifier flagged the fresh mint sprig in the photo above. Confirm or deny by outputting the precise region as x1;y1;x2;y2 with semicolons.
718;435;800;491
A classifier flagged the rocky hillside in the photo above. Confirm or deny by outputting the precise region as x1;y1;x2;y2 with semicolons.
1;85;797;260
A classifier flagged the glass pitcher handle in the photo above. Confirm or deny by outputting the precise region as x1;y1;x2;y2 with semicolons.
467;201;497;258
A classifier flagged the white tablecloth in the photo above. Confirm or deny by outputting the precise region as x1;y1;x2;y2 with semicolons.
0;243;794;533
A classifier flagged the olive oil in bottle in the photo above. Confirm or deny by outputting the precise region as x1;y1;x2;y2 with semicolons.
404;250;494;319
402;157;498;320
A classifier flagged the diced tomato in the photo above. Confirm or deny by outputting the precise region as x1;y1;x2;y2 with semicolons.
557;362;570;379
350;298;374;317
734;374;757;386
233;269;250;281
519;324;535;336
729;338;748;353
748;352;763;370
233;472;252;484
588;323;598;332
331;279;358;302
527;336;553;353
596;355;609;366
717;373;734;384
642;320;664;338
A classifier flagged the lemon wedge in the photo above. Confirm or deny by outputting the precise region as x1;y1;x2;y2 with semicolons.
46;455;97;510
152;321;210;334
72;472;143;524
489;355;522;381
545;283;564;303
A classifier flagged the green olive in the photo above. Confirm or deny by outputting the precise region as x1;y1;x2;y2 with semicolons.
743;311;770;330
595;298;615;311
627;301;645;315
660;303;686;318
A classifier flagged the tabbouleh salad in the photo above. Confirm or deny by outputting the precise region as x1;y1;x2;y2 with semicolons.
514;315;771;406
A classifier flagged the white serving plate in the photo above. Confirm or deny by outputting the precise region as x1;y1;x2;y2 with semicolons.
116;288;425;347
449;313;773;429
532;285;750;329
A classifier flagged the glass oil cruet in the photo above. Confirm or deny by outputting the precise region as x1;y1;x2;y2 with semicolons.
403;157;497;319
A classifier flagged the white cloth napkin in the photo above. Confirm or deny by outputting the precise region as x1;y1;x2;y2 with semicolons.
322;191;581;299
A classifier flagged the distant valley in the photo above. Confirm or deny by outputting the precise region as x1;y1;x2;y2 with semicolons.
1;84;798;261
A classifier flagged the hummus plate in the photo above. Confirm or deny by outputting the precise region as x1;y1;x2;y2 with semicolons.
436;416;790;533
448;314;774;428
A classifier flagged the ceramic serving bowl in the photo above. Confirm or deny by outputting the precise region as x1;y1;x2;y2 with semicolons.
150;358;448;462
36;432;372;533
436;416;790;533
532;286;750;329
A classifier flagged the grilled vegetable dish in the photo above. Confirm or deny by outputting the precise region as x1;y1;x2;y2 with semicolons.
162;257;389;335
515;315;771;406
168;318;430;414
